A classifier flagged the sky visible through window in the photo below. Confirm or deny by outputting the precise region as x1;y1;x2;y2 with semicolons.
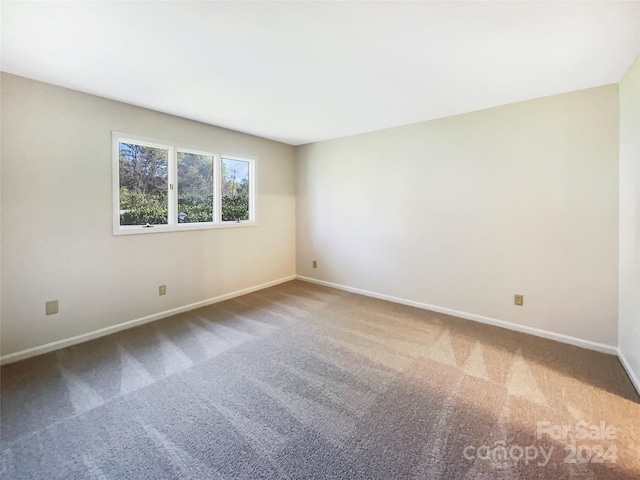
223;158;249;182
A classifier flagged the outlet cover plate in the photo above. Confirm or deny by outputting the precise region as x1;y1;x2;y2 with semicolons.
46;300;59;315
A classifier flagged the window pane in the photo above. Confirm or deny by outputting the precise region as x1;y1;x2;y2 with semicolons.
119;142;168;225
177;152;214;223
221;158;250;222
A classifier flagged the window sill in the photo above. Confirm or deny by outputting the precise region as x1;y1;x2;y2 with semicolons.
113;221;258;236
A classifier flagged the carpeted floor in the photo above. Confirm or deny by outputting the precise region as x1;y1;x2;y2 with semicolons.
1;280;639;479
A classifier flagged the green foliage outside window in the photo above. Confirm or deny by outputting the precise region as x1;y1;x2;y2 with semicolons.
177;152;214;223
119;142;250;225
221;159;250;222
119;143;169;225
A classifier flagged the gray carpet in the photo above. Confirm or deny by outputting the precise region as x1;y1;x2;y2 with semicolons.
1;280;639;479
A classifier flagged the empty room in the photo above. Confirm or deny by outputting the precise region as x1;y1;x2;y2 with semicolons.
1;1;640;479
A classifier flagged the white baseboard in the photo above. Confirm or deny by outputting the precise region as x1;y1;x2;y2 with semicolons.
0;275;296;365
296;275;619;356
6;273;636;396
617;348;640;395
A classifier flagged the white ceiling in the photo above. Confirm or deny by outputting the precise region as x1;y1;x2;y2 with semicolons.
2;1;639;146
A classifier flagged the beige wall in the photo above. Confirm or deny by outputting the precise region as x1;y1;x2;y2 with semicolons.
0;73;626;360
619;54;640;387
297;85;619;347
0;73;296;357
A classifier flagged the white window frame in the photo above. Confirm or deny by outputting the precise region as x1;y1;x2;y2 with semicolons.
112;132;257;235
220;154;257;224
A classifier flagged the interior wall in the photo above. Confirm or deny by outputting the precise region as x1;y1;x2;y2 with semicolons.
0;73;296;357
297;85;619;347
619;54;640;387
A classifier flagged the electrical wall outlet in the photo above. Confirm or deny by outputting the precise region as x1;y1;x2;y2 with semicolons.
46;300;59;315
312;260;317;269
514;294;524;306
159;285;166;296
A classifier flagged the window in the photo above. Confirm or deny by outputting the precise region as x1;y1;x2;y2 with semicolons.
221;157;251;222
118;140;170;226
177;151;214;224
113;132;255;235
